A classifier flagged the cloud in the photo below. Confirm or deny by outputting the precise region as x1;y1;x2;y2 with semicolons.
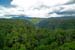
55;4;75;15
0;6;25;18
10;0;71;18
0;0;75;18
11;0;70;8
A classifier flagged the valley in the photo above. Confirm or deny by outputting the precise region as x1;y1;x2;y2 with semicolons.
0;16;75;50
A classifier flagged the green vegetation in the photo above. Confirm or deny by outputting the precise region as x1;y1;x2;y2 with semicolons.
0;18;75;50
37;17;75;29
28;18;44;24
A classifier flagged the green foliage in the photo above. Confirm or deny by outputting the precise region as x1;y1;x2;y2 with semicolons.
38;17;75;29
28;18;45;24
0;19;75;50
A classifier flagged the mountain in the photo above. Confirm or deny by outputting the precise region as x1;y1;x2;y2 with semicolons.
11;15;45;24
0;15;45;24
0;15;75;50
37;16;75;29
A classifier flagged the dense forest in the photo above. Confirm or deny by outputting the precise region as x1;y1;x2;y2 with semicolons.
37;17;75;29
0;17;75;50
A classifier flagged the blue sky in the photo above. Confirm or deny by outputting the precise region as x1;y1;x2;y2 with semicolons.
0;0;75;18
0;0;12;6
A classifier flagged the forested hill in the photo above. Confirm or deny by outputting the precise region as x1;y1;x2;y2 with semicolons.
37;16;75;29
12;15;45;24
0;18;75;50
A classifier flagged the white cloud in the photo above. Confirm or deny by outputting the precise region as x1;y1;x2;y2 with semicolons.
11;0;70;8
10;0;71;18
47;13;62;17
0;0;75;18
58;4;75;12
0;6;25;18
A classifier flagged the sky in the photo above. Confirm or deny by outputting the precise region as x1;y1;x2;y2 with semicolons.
0;0;75;18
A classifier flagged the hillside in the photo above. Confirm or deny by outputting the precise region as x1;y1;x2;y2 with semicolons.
12;15;45;24
37;16;75;29
0;18;75;50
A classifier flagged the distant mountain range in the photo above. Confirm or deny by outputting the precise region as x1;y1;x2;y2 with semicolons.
37;16;75;29
11;15;75;29
10;15;45;24
1;15;75;26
